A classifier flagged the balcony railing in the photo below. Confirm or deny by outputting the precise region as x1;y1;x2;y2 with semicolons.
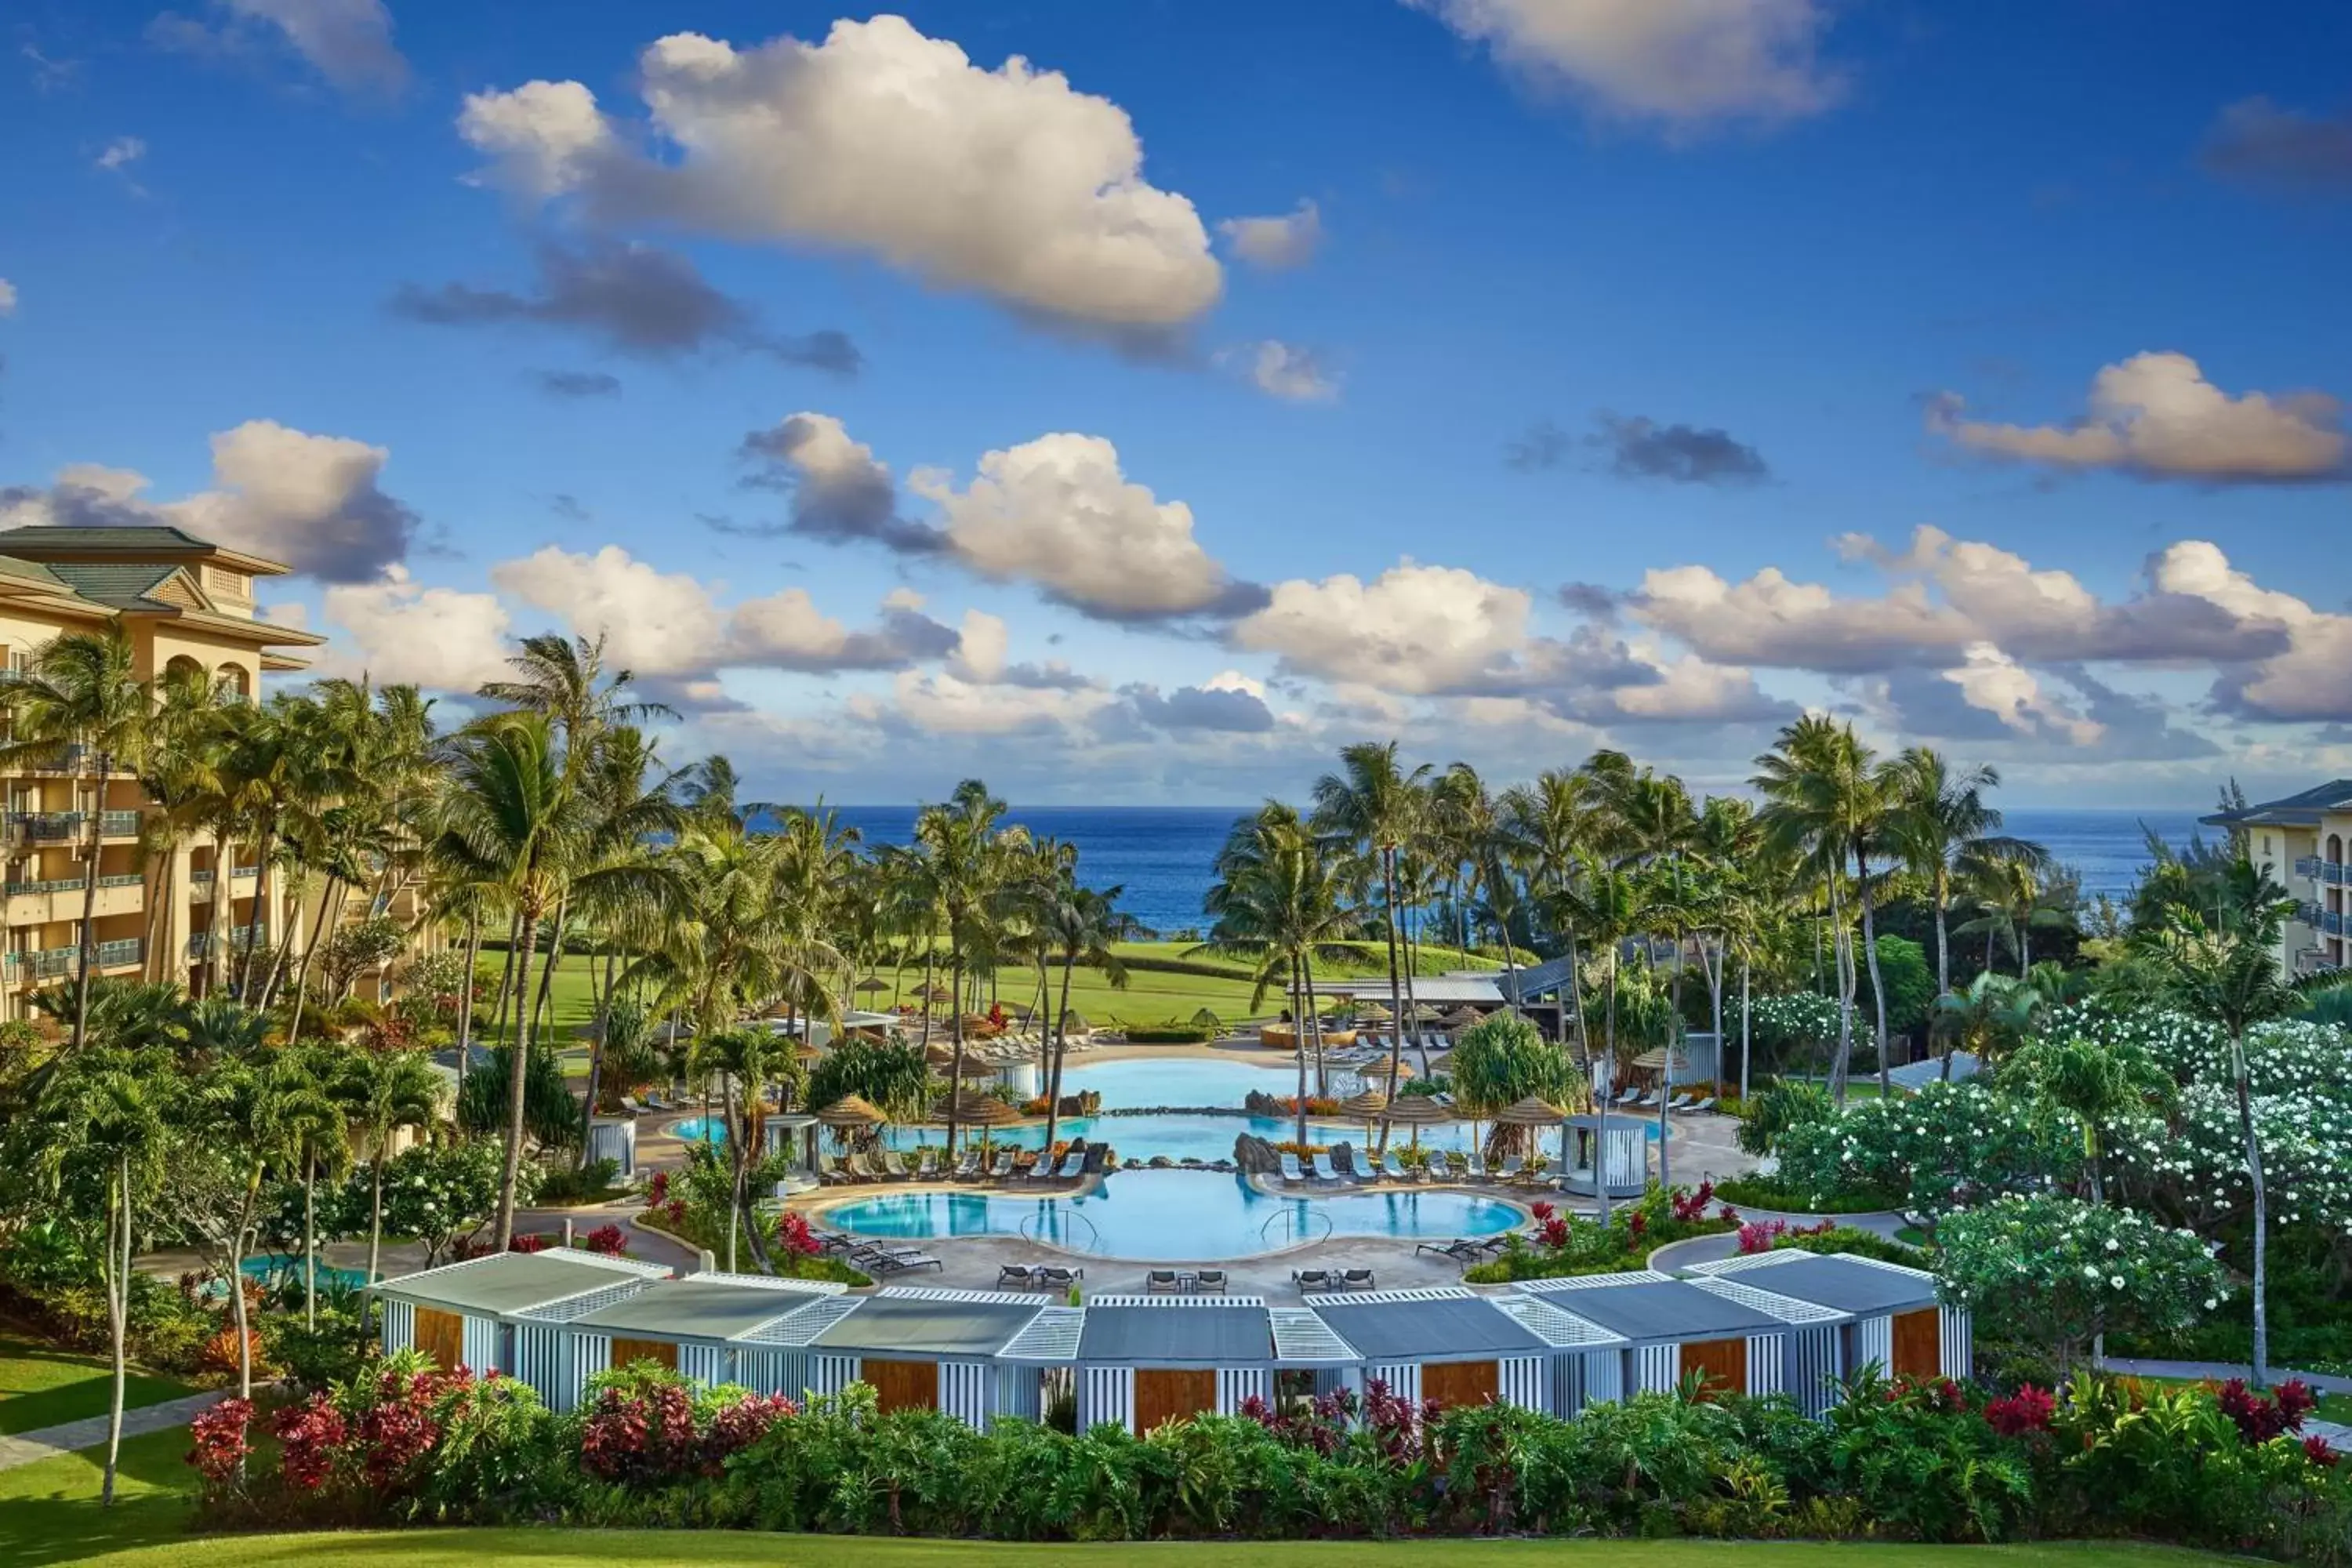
95;938;143;969
187;925;267;960
6;876;88;898
2327;911;2347;937
9;946;82;979
230;866;258;880
2296;902;2325;927
2331;862;2349;886
9;811;84;840
100;872;142;888
100;811;141;837
2296;855;2321;879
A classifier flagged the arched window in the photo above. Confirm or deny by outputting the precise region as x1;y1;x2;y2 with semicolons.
2330;833;2344;863
219;663;252;702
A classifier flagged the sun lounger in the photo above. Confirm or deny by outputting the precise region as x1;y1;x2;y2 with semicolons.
1635;1091;1662;1109
1145;1269;1182;1294
953;1149;982;1181
989;1150;1016;1179
1612;1086;1642;1107
1338;1269;1376;1291
884;1150;919;1181
1687;1096;1717;1114
1415;1237;1485;1262
1383;1152;1412;1182
997;1264;1037;1290
1464;1150;1488;1181
1194;1269;1228;1294
852;1149;888;1181
1494;1156;1525;1183
1664;1093;1694;1112
1292;1269;1334;1291
1035;1265;1082;1290
912;1147;939;1180
643;1091;676;1112
1309;1151;1343;1183
1425;1150;1453;1182
1279;1152;1307;1183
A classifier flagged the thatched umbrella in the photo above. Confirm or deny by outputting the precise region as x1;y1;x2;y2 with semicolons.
815;1096;885;1149
1061;1010;1090;1034
854;977;891;996
1381;1092;1454;1149
1338;1087;1388;1154
1630;1047;1678;1073
920;982;956;1006
931;1087;1025;1155
1439;1006;1483;1032
1490;1093;1569;1169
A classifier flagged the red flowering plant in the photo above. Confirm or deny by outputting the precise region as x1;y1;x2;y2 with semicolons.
188;1397;255;1485
577;1362;795;1484
583;1223;629;1256
776;1209;822;1258
2216;1377;2317;1446
2304;1436;2339;1468
272;1394;350;1490
1984;1384;2056;1437
507;1232;551;1254
1238;1388;1356;1457
1668;1180;1717;1223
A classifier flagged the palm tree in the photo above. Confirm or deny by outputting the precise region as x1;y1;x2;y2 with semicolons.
1958;850;2074;978
0;627;154;1050
1886;750;2044;996
1502;766;1606;1064
688;1024;802;1272
1549;864;1648;1224
1312;742;1431;1144
1038;882;1141;1156
1929;971;2045;1074
913;781;1008;1158
336;1048;444;1284
2136;859;2302;1387
2007;1034;2169;1207
135;660;227;988
1754;717;1894;1102
197;1040;337;1398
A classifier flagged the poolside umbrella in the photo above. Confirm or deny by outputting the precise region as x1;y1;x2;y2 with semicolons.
1439;1006;1483;1031
855;978;890;996
1493;1094;1569;1171
1061;1010;1090;1033
1339;1088;1388;1152
1357;1002;1392;1022
816;1094;885;1129
1381;1092;1454;1149
931;1087;1025;1156
920;982;956;1006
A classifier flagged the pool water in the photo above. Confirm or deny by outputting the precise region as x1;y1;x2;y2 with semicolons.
667;1116;727;1144
241;1255;368;1290
826;1169;1524;1261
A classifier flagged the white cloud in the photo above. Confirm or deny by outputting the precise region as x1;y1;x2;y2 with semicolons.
318;567;511;690
1232;560;1538;695
459;16;1222;337
912;433;1246;620
949;608;1008;683
0;279;16;316
226;0;406;95
2150;540;2352;722
1225;339;1341;402
1931;351;2346;482
868;668;1114;736
96;136;146;171
1593;652;1786;724
489;544;961;677
1411;0;1840;131
1941;644;2103;746
1218;200;1322;268
0;421;417;581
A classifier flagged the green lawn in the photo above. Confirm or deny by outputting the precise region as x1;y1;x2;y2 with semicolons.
0;1338;196;1437
2;1424;198;1567
73;1531;2255;1568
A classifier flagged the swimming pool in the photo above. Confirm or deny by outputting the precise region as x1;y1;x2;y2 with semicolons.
824;1169;1524;1261
667;1116;727;1144
239;1255;368;1290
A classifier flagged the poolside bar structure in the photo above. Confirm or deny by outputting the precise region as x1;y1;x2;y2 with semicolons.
749;1287;1073;1428
373;1250;674;1380
1512;1270;1825;1399
534;1271;848;1412
1303;1286;1628;1415
1071;1295;1356;1435
586;1116;639;1179
1558;1114;1650;1199
1685;1251;1971;1414
762;1112;823;1194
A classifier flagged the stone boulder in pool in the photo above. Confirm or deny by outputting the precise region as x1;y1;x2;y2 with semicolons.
1232;1133;1283;1175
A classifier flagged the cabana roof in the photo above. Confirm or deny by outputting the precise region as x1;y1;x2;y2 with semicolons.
1689;1252;1940;1317
1514;1271;1794;1341
809;1288;1049;1358
1308;1287;1553;1361
372;1250;670;1316
998;1306;1088;1363
561;1274;845;1342
1077;1297;1275;1366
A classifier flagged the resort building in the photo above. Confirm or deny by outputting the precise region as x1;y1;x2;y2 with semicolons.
375;1250;677;1380
2203;780;2352;976
1683;1250;1972;1416
1303;1285;1624;1415
1508;1270;1834;1401
0;524;432;1018
543;1272;848;1411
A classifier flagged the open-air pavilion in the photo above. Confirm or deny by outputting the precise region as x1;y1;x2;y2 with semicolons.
539;1272;848;1411
1071;1294;1355;1434
1511;1269;1823;1400
747;1286;1068;1428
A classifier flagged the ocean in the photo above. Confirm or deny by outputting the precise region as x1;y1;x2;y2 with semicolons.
824;804;2212;937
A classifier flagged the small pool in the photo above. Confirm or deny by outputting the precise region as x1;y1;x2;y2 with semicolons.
825;1169;1524;1261
667;1116;727;1144
240;1255;367;1290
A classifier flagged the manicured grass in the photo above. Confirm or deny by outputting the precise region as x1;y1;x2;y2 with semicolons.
1;1424;198;1567
0;1338;196;1437
75;1531;2256;1568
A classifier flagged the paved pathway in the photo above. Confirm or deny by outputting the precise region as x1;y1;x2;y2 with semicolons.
2096;1356;2352;1396
0;1389;228;1472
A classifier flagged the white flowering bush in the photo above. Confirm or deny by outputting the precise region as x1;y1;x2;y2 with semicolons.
1936;1194;2227;1370
379;1140;517;1266
1774;1077;2080;1214
1741;993;1846;1052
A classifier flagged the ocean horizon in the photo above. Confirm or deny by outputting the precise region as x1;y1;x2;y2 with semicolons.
804;804;2213;936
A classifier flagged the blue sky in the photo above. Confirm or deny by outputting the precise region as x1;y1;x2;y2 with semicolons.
3;1;2349;807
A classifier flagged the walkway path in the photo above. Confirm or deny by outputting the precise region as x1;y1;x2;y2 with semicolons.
0;1389;227;1472
2096;1356;2352;1396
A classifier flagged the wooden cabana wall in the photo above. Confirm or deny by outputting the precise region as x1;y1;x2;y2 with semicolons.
373;1250;673;1388
1512;1271;1816;1401
1686;1250;1971;1411
742;1287;1063;1430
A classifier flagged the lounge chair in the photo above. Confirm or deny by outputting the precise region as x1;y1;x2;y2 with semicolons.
643;1091;676;1112
1194;1269;1228;1294
1612;1085;1642;1107
1279;1152;1308;1184
814;1228;857;1254
1425;1150;1453;1182
1664;1093;1694;1112
1034;1265;1082;1290
1526;1157;1564;1187
1464;1150;1488;1181
1494;1156;1525;1183
855;1149;891;1181
989;1150;1016;1179
1635;1090;1662;1109
1292;1269;1333;1291
1415;1237;1485;1262
912;1147;939;1180
858;1245;942;1275
1338;1269;1376;1291
1383;1152;1413;1183
953;1149;983;1181
1309;1151;1344;1183
1145;1269;1182;1294
882;1150;916;1181
996;1263;1037;1290
618;1095;644;1116
1687;1096;1717;1114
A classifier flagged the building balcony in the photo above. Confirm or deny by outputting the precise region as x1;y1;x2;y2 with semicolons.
10;811;85;842
7;945;83;980
2296;902;2325;927
186;925;266;960
96;937;143;970
2;874;144;926
100;811;142;838
2328;910;2347;937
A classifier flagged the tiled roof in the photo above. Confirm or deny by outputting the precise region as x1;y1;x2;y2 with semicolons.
0;556;69;588
0;524;217;552
40;563;187;611
2204;780;2352;826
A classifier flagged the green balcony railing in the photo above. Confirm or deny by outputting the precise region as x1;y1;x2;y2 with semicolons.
9;811;83;840
5;876;88;898
100;811;142;837
96;938;143;968
99;873;143;888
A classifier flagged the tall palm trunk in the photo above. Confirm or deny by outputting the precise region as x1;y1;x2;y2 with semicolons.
1595;965;1617;1227
1304;954;1327;1098
531;895;570;1037
1738;962;1753;1102
1933;866;1952;996
946;953;967;1158
1828;877;1853;1105
1856;846;1890;1097
454;912;483;1102
1043;951;1077;1158
302;1149;318;1331
368;1151;387;1285
494;896;543;1248
71;753;112;1050
283;879;346;1041
1290;957;1309;1152
1377;846;1405;1155
235;821;280;1003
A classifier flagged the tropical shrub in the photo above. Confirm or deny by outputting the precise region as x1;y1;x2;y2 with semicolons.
1775;1077;2075;1215
1936;1195;2228;1372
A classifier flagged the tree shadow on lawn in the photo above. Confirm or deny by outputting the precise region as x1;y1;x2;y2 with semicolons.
3;1425;200;1567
